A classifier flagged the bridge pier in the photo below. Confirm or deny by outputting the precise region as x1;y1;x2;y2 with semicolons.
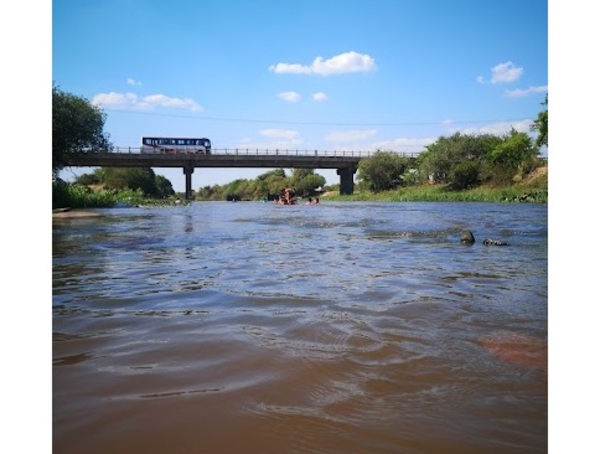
183;166;194;200
337;167;356;195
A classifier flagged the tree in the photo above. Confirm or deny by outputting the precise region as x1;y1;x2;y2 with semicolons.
289;169;326;196
248;178;270;200
530;94;548;148
97;167;161;196
417;133;502;185
75;173;101;186
75;168;175;198
257;169;288;196
155;175;175;198
449;162;480;190
358;151;410;192
53;83;112;176
195;185;224;201
487;128;538;184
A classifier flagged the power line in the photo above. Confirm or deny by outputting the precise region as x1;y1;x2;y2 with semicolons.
104;108;531;127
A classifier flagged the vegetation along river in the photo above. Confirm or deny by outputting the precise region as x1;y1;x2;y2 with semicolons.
53;201;548;454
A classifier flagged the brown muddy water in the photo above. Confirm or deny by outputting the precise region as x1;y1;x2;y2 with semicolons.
53;201;547;453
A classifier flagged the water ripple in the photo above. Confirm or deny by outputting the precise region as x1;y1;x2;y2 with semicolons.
53;201;547;454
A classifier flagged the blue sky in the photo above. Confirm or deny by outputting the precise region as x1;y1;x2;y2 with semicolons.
52;0;549;192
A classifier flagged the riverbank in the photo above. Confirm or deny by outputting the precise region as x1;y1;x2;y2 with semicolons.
52;208;103;219
322;166;548;203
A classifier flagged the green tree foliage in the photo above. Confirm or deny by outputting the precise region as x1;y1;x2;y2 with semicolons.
257;169;288;196
448;161;481;190
75;172;101;186
53;179;118;208
226;179;252;200
193;168;327;201
417;133;502;184
155;175;175;198
358;151;410;192
401;168;423;186
249;178;270;199
195;185;225;201
530;94;548;148
487;128;538;184
290;169;326;197
52;83;112;175
94;167;164;197
415;130;543;189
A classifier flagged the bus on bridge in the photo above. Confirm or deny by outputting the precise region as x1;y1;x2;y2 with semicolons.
141;137;212;155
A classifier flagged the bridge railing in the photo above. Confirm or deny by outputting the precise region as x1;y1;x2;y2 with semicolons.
107;147;420;158
214;148;376;157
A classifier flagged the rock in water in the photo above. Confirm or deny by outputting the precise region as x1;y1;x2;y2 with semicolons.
460;230;475;245
483;238;509;246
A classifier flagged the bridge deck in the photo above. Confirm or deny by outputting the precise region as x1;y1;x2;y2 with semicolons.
66;151;364;169
64;147;421;169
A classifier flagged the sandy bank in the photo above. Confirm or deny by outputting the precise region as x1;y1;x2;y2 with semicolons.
52;208;103;219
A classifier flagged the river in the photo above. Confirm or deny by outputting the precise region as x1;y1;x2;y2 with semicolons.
53;201;547;453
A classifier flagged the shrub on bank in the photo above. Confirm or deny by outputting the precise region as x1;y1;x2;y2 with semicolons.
53;180;148;208
323;184;547;203
53;180;114;208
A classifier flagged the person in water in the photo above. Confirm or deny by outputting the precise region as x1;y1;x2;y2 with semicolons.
282;188;296;205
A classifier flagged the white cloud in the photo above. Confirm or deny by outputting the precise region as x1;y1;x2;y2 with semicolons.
269;51;376;76
270;63;312;75
323;131;436;154
490;61;523;84
233;130;305;151
505;85;548;98
476;75;486;84
126;78;142;86
234;137;304;151
92;91;138;108
259;129;300;139
370;137;436;152
325;130;377;142
312;92;327;101
452;119;533;136
141;94;202;111
317;135;435;154
278;91;301;102
91;91;203;111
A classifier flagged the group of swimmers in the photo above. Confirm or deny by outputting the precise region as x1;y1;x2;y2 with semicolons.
273;188;320;205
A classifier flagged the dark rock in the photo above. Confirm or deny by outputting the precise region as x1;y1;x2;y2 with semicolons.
460;230;475;245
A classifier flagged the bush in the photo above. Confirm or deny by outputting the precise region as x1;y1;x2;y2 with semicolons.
53;181;149;208
358;151;409;192
449;162;480;190
53;180;116;208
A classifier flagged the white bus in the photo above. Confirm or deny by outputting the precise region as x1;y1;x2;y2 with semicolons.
141;137;212;154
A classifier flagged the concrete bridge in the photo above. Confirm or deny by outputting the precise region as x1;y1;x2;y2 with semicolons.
64;147;419;199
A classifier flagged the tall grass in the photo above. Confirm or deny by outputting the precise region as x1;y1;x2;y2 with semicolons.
323;183;547;203
53;181;148;208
